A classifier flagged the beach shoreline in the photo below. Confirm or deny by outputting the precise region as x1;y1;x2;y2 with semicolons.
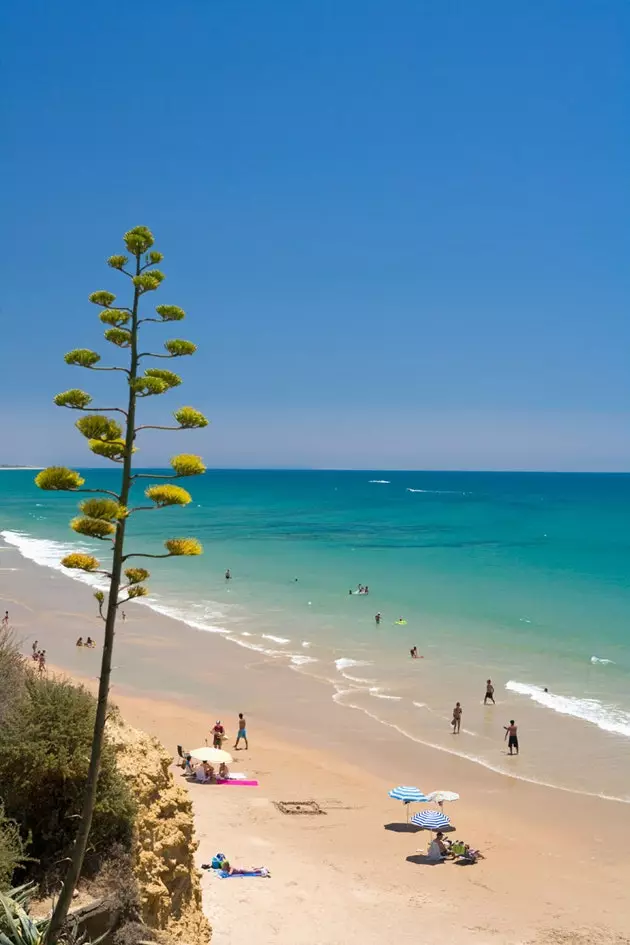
2;542;629;943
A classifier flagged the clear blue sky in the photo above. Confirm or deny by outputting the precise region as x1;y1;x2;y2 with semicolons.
3;1;629;470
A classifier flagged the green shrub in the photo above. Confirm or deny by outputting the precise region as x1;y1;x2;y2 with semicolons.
0;626;26;726
0;674;135;882
0;804;28;890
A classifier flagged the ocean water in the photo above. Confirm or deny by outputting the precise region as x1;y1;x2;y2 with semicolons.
2;468;630;801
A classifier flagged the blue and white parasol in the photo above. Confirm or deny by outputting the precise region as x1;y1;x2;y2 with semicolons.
388;786;430;821
410;809;451;831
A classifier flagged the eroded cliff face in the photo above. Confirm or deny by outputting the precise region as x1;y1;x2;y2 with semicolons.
106;713;211;944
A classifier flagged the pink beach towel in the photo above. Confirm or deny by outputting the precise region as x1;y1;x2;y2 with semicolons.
216;778;259;786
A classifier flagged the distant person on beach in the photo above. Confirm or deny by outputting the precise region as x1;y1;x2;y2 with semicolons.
375;613;381;625
121;611;126;622
451;702;462;734
225;569;232;580
38;650;46;674
2;611;9;628
85;637;94;648
234;713;248;750
410;646;418;659
32;640;38;655
212;720;225;748
484;679;495;704
504;720;519;754
363;585;369;595
76;637;83;647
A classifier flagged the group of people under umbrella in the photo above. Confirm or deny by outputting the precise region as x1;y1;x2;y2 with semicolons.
388;785;483;864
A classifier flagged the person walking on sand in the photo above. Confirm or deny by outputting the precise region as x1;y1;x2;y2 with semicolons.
484;679;495;704
504;720;519;755
121;611;126;623
234;713;248;750
451;702;462;734
2;611;9;628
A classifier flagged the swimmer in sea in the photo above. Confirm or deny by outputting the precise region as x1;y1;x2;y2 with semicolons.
225;569;232;580
375;612;381;625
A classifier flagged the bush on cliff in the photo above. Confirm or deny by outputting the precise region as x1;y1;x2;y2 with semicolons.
0;673;135;883
0;804;28;891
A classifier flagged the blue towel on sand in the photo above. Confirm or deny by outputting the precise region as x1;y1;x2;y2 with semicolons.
218;870;266;878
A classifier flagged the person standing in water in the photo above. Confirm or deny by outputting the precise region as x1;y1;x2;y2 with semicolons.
504;720;519;755
233;713;248;750
484;679;495;704
451;702;462;734
374;613;381;625
225;569;232;580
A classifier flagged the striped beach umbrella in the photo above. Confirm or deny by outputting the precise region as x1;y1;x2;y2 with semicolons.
388;786;430;821
410;809;451;831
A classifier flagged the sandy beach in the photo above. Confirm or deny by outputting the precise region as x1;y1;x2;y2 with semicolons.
2;542;629;945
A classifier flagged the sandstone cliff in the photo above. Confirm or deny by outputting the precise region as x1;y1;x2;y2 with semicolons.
106;712;211;944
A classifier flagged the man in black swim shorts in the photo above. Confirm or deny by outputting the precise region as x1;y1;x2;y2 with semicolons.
504;720;519;755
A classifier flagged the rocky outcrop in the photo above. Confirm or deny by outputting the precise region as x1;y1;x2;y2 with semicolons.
106;712;211;944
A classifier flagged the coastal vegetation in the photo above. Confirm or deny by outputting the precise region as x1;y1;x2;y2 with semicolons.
33;226;207;942
0;629;134;891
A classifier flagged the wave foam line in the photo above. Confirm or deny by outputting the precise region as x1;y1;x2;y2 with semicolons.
332;688;630;804
506;681;630;738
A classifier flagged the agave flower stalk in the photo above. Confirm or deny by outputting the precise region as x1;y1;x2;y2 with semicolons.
37;227;208;944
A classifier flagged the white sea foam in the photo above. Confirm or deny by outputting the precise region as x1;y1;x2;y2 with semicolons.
2;530;107;589
406;488;468;495
369;688;402;701
302;641;311;647
591;656;615;665
506;681;630;738
335;658;371;671
333;657;376;684
290;655;318;666
241;632;252;636
262;634;290;644
368;480;390;484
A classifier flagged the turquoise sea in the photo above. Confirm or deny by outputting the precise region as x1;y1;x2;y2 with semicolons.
2;469;629;800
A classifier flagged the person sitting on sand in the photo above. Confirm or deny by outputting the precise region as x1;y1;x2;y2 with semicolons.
85;637;95;648
76;637;83;647
435;831;451;856
218;762;230;780
184;754;195;775
202;762;215;782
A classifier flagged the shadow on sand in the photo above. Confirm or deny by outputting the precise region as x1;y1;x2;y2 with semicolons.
384;822;421;833
406;854;445;866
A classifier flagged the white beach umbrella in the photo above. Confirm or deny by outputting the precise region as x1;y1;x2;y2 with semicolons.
190;746;233;764
426;790;460;807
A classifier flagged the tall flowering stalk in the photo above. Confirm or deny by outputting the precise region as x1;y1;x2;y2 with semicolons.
36;226;207;943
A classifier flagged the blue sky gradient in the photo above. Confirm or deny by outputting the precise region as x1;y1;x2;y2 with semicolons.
2;1;629;469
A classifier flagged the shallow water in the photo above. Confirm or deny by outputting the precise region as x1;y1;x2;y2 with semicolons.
2;468;629;800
